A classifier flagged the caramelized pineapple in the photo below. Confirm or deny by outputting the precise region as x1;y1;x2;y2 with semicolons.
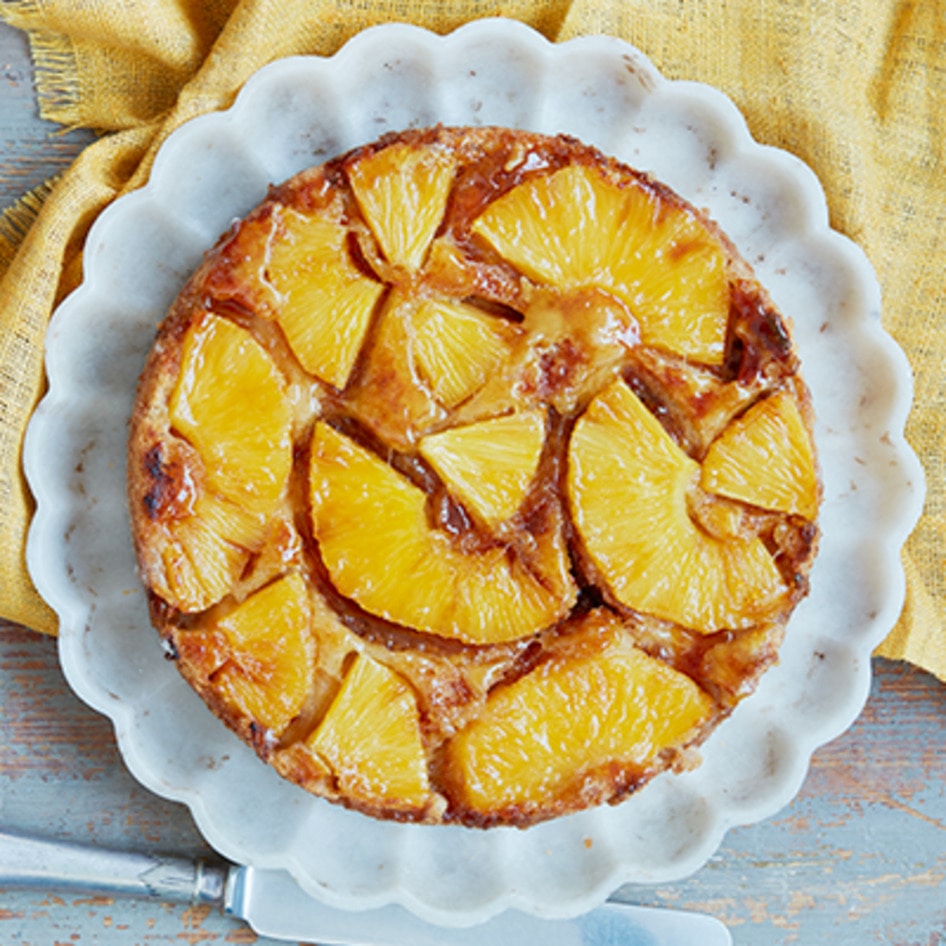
139;314;292;611
443;287;640;426
309;420;436;623
472;164;729;364
345;292;448;449
568;379;788;632
176;572;315;736
445;611;713;818
409;298;516;407
623;345;764;457
306;652;430;812
131;126;819;828
266;209;385;389
310;421;573;644
130;431;250;613
347;141;455;272
701;389;819;519
418;411;545;527
169;313;292;513
156;493;265;612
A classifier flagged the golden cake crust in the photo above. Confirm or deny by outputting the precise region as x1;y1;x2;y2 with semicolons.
128;125;820;828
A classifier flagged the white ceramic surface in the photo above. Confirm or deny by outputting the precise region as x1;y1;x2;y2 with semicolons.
24;19;924;928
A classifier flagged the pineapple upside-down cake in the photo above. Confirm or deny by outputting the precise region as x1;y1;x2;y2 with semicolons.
128;126;820;828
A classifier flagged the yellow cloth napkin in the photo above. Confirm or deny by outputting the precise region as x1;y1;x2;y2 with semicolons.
1;0;943;680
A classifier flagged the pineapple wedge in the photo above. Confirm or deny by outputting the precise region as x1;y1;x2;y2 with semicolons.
472;164;729;364
419;411;546;528
267;209;385;389
701;389;819;520
348;142;455;272
309;422;573;644
158;493;267;612
409;298;515;407
306;652;430;811
150;314;292;612
197;572;314;735
568;379;787;632
169;313;292;514
445;611;713;816
135;434;256;612
345;292;448;449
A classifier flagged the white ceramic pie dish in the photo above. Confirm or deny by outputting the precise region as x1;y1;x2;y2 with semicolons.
24;18;924;928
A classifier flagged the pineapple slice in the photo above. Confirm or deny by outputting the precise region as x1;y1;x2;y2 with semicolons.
347;142;455;272
445;611;713;814
345;292;447;449
608;192;729;366
306;652;430;811
701;389;819;520
418;411;546;528
169;313;292;514
158;526;245;613
159;493;268;612
207;572;314;735
472;165;630;286
309;421;435;620
309;422;573;644
567;379;787;632
135;434;276;613
156;314;292;612
471;164;729;364
266;209;385;388
409;299;515;407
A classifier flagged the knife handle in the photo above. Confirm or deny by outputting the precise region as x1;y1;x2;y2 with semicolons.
0;828;228;906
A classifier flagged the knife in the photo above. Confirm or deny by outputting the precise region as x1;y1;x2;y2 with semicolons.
0;828;731;945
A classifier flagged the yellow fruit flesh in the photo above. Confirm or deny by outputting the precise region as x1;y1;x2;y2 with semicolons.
307;652;429;810
158;315;292;611
310;421;437;620
418;411;545;527
409;299;513;407
267;210;385;388
609;193;729;366
346;294;447;449
568;379;787;632
701;390;819;520
348;142;455;272
211;572;315;735
472;164;729;364
309;422;572;644
158;526;246;613
169;313;292;514
159;493;267;612
446;612;713;813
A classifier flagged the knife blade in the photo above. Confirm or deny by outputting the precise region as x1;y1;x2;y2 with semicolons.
0;828;731;945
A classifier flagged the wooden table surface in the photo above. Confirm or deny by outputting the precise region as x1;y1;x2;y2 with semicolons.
2;17;945;946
